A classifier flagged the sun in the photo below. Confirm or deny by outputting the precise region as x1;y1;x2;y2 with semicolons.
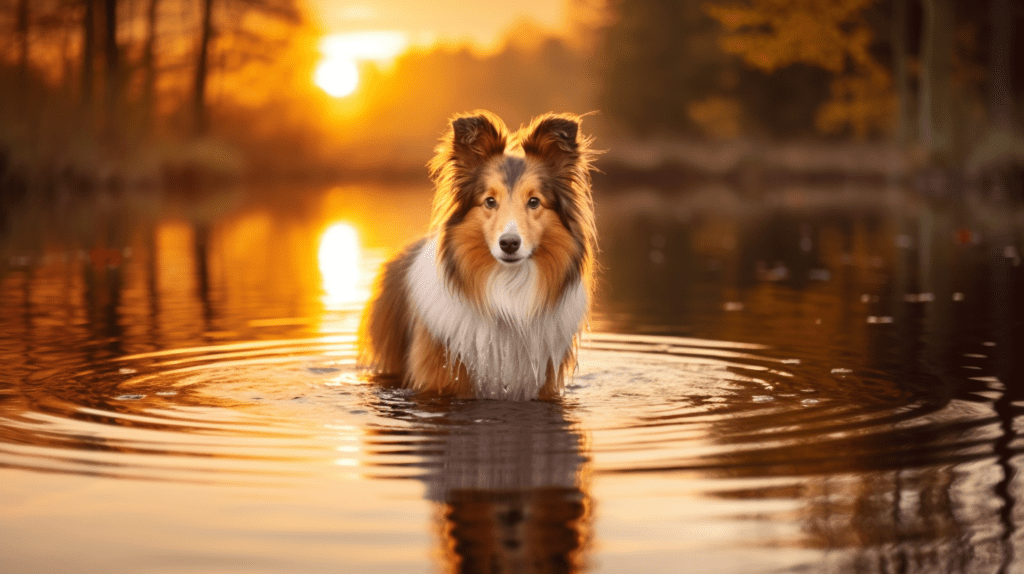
314;31;409;98
315;58;359;98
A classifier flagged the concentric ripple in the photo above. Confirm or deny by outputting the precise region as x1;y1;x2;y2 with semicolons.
1;330;988;489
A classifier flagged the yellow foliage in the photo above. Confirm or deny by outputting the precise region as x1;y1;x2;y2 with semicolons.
816;63;897;136
705;0;894;136
705;0;876;73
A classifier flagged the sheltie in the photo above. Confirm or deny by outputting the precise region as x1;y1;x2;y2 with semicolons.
358;111;597;400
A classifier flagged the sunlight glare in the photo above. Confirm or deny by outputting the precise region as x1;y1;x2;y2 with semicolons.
318;223;366;309
321;31;408;62
314;31;409;98
315;59;359;97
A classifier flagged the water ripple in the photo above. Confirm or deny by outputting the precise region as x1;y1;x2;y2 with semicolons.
0;331;1004;489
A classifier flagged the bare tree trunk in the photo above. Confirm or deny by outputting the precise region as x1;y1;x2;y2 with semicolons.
986;0;1019;200
918;0;954;160
16;0;29;81
102;0;119;130
193;0;214;136
891;0;911;143
989;0;1015;128
82;0;96;108
143;0;160;130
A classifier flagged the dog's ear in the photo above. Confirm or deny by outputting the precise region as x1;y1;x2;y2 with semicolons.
522;114;580;168
450;113;507;167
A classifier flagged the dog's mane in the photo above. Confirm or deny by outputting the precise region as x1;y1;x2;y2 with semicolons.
427;111;598;301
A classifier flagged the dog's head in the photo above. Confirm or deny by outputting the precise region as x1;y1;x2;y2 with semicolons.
429;111;597;305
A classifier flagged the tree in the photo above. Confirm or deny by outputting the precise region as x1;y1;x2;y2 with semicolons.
989;0;1015;129
16;0;28;78
81;0;96;108
917;0;953;156
704;0;896;137
102;0;117;128
601;0;836;139
603;1;736;135
890;0;911;142
192;0;302;136
193;0;213;135
142;0;161;128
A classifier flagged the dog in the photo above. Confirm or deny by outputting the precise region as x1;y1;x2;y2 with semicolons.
358;111;597;400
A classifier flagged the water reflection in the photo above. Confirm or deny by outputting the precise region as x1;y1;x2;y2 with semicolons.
318;222;368;311
371;399;591;573
594;185;1022;574
0;182;1022;573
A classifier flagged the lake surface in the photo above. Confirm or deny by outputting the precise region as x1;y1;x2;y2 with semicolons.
1;182;1022;573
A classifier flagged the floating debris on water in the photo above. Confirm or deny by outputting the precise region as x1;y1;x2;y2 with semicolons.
115;394;145;400
983;341;996;347
752;395;774;403
808;269;831;281
801;398;821;405
903;293;934;303
954;228;980;244
831;368;853;374
781;359;801;365
307;366;341;375
756;261;789;281
155;391;178;396
118;367;137;375
866;316;894;324
1004;245;1021;266
723;301;744;311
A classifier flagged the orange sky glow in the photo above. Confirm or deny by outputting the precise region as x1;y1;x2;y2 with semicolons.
306;1;573;97
306;0;568;52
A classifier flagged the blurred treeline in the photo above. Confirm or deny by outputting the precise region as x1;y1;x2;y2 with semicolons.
1;0;1023;198
0;0;311;192
604;0;1024;171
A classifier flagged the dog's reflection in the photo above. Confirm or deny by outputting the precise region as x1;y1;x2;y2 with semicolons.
414;400;592;574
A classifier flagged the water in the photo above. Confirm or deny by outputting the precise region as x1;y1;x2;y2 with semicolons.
1;182;1022;573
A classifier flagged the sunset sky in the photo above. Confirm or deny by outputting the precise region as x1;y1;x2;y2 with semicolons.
307;0;570;52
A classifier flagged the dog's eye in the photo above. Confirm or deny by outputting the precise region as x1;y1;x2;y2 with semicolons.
484;197;497;209
527;197;540;209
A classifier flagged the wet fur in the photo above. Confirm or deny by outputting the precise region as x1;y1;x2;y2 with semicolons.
359;111;597;400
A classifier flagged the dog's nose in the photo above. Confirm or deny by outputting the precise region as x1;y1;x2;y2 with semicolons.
499;233;521;254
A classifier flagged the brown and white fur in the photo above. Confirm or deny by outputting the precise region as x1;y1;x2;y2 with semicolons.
358;111;597;400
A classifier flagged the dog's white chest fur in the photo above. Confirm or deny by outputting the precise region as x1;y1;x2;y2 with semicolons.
406;238;586;400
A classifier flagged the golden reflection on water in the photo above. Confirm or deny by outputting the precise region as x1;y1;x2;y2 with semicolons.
3;184;1022;574
317;222;370;312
